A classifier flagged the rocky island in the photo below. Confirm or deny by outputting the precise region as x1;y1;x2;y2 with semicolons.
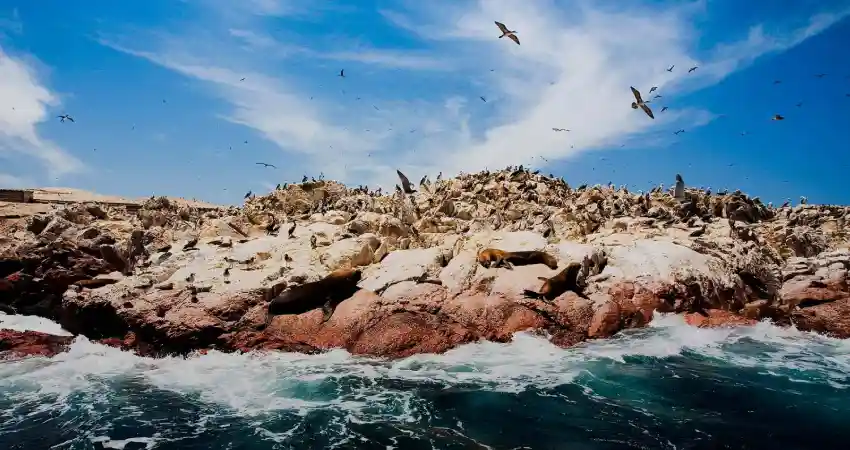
2;169;848;360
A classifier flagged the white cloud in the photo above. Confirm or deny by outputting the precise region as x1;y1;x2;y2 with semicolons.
0;46;86;178
0;172;29;187
100;0;850;190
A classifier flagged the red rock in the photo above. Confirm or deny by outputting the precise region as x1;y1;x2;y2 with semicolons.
0;329;74;359
791;298;850;339
683;309;757;328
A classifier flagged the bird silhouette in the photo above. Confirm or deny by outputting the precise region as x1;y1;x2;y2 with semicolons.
688;66;698;73
649;86;658;93
255;162;277;168
480;96;487;102
772;114;785;121
494;21;520;45
661;106;669;112
674;129;685;135
667;65;675;72
57;114;74;123
396;169;416;194
815;73;827;78
630;86;654;119
244;190;252;199
339;69;345;78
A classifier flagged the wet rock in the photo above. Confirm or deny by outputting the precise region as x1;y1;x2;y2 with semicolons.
0;329;74;359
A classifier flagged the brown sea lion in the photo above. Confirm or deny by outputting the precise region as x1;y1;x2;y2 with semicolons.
477;248;559;270
266;268;362;324
523;262;584;300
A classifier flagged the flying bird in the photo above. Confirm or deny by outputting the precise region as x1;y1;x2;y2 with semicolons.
57;114;74;123
796;102;803;107
688;66;698;73
667;65;675;72
630;86;654;119
494;21;520;45
240;77;246;81
255;162;277;168
772;114;785;121
815;73;826;78
654;95;662;99
661;106;669;112
649;86;658;94
552;128;570;132
480;96;487;102
396;169;416;194
674;129;685;135
773;80;782;84
339;69;345;78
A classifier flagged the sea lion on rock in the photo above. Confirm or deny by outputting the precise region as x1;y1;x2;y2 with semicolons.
266;268;362;324
523;262;584;300
477;248;559;270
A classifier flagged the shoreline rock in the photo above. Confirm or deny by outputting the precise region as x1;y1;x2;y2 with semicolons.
2;169;849;360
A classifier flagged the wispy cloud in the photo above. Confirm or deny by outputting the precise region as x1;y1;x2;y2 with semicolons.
0;8;22;35
0;46;86;179
99;0;850;190
0;172;30;187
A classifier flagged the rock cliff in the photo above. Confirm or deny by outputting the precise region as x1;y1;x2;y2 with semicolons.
2;169;849;359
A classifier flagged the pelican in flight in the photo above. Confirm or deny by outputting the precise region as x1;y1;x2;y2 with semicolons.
630;86;654;119
494;21;520;45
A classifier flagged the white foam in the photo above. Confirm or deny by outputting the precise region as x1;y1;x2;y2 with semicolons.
0;312;72;336
0;313;847;435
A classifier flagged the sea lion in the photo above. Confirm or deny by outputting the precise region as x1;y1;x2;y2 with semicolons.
266;268;362;324
523;262;584;300
477;248;559;270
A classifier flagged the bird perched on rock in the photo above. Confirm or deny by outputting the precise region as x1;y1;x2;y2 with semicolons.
287;222;296;238
630;86;655;119
244;191;252;199
674;174;685;200
396;169;416;194
182;237;199;251
494;21;520;45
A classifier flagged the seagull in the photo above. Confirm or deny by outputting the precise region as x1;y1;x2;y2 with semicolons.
255;162;277;168
339;69;345;78
674;129;685;135
688;66;698;73
396;169;416;194
649;86;658;94
630;86;654;119
57;114;74;123
494;21;520;45
661;106;669;112
771;114;785;121
667;65;675;72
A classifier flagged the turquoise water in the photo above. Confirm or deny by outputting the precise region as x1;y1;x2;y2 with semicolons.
1;314;848;449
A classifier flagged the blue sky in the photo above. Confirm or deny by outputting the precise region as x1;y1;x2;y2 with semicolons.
1;0;850;206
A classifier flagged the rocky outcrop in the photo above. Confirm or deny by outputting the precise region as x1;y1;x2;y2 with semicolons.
1;169;849;359
0;329;74;359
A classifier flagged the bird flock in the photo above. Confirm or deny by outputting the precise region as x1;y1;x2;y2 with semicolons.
47;18;850;203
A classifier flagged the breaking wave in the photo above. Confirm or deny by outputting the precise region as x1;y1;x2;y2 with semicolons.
1;311;848;449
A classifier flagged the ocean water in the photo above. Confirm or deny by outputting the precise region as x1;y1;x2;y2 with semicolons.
1;313;848;450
